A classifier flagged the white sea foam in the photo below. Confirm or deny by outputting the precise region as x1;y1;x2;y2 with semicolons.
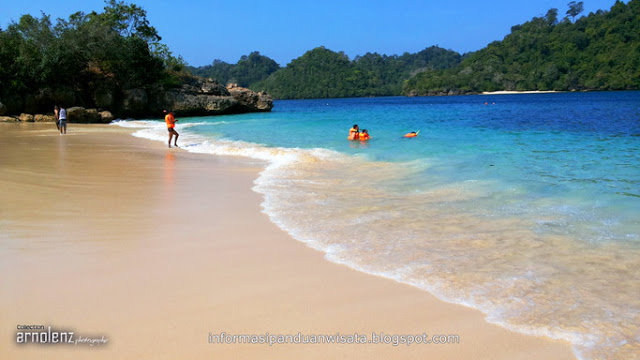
114;119;640;360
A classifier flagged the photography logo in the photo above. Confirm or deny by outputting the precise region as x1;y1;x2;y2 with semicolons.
16;325;108;346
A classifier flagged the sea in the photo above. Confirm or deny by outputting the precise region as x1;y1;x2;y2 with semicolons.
115;91;640;360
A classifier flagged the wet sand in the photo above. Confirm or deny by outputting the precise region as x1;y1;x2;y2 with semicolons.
0;123;576;359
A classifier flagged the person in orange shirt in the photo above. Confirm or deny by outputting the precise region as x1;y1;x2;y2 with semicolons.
348;124;359;140
359;129;370;141
164;110;179;148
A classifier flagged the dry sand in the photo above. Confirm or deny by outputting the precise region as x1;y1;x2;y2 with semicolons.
0;123;576;359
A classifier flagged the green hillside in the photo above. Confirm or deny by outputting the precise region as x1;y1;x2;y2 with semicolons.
187;51;279;88
404;0;640;95
190;46;461;99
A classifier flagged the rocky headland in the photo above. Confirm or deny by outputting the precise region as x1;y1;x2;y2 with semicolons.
0;76;273;123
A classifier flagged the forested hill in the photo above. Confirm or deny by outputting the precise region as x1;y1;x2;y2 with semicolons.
187;51;280;89
404;0;640;96
189;46;461;99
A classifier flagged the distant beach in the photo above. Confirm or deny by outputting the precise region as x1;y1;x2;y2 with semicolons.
481;90;560;95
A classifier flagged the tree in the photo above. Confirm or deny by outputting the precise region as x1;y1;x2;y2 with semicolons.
567;1;584;21
0;0;181;114
100;0;160;42
545;8;559;25
404;0;640;95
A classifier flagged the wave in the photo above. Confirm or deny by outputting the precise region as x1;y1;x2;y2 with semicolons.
113;119;640;360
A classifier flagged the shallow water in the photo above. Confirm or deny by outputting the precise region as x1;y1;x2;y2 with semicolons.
116;91;640;359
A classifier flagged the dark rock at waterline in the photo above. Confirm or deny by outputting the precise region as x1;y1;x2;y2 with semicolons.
34;114;56;122
406;89;478;96
67;107;111;123
99;111;114;122
1;76;273;121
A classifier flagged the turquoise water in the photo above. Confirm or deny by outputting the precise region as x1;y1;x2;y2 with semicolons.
118;91;640;360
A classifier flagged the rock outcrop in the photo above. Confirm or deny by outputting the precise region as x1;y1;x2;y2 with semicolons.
34;114;56;122
226;84;273;112
99;111;114;122
19;113;35;122
1;76;273;121
68;107;107;123
161;78;273;116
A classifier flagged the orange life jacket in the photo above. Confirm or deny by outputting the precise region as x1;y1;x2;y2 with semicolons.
348;128;359;140
165;114;176;128
403;132;417;138
359;133;370;141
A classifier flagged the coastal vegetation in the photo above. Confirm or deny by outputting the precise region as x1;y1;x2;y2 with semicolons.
0;0;183;115
1;0;638;115
252;46;461;99
187;51;280;89
190;46;462;99
404;0;640;95
189;1;639;99
0;0;271;118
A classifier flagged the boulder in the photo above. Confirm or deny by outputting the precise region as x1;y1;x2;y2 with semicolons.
34;114;56;122
67;107;85;122
67;107;101;123
18;113;34;122
226;84;273;112
99;111;114;123
0;116;18;122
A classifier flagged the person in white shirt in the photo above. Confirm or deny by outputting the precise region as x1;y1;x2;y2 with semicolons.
57;105;67;134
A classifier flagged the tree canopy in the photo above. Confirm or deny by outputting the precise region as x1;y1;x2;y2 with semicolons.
0;0;185;114
244;46;461;99
187;45;461;99
404;0;640;95
188;51;279;87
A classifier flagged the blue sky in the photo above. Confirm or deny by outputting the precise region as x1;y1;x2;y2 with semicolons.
0;0;621;66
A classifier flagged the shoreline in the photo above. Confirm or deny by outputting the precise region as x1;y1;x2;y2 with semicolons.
1;123;576;359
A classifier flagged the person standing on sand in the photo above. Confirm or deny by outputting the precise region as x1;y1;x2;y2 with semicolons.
58;106;67;134
53;105;60;131
164;110;179;148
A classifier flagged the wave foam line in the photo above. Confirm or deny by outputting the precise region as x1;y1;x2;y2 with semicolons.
112;119;600;360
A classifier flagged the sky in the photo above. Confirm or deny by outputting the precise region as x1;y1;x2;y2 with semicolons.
0;0;622;66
